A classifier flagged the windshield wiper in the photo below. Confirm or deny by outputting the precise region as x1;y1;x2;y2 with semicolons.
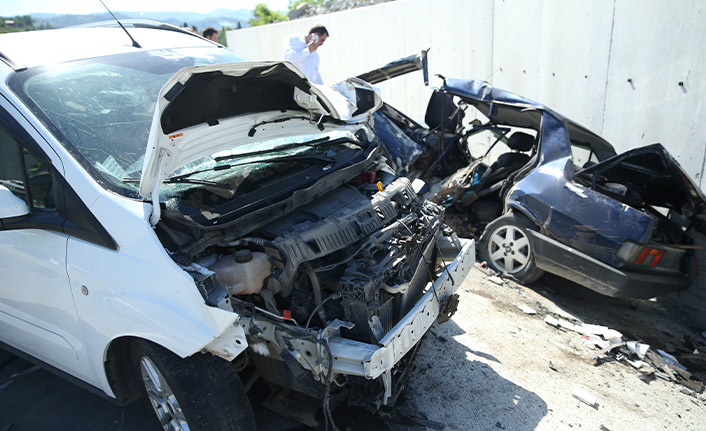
214;136;364;163
215;136;331;162
122;177;234;189
168;152;338;182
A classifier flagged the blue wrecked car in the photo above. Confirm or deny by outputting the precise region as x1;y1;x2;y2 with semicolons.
362;53;706;299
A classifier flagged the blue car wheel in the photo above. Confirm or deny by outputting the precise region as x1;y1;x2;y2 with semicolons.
479;214;544;284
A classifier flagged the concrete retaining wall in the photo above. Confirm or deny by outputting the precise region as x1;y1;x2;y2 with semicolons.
227;0;706;188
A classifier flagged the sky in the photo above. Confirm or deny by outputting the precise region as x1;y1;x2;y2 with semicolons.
1;0;291;16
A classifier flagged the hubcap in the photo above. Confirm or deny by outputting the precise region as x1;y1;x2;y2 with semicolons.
487;224;531;274
140;356;190;431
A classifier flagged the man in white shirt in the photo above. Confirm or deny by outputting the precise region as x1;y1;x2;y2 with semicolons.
202;27;219;42
283;25;329;85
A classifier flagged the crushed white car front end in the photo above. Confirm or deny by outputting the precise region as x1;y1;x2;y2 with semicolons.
141;59;473;416
201;231;474;410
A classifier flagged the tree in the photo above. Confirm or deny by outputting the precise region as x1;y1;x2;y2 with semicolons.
0;15;38;33
288;0;324;11
17;15;33;27
248;3;287;26
218;27;231;46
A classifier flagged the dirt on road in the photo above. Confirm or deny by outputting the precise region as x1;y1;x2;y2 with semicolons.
400;265;706;431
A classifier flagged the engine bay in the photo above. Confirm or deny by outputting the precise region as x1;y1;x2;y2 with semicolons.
162;172;445;341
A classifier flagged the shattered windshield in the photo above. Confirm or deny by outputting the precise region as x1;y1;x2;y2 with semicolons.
8;47;246;199
161;131;362;216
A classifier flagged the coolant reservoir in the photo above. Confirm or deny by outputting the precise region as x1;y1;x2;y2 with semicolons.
209;250;271;295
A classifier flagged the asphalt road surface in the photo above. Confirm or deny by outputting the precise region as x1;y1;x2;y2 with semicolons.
2;265;705;430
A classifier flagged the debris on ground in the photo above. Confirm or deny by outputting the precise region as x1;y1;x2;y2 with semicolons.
626;341;650;358
594;335;704;393
537;310;706;394
572;386;598;407
544;315;560;327
487;276;504;286
517;305;537;315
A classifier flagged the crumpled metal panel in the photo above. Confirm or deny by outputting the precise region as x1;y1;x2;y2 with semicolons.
356;50;428;86
507;111;653;267
327;238;475;379
372;111;426;176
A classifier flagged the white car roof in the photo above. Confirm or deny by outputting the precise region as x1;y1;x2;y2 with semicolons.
0;25;216;69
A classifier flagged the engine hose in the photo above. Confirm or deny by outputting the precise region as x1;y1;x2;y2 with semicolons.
302;262;327;325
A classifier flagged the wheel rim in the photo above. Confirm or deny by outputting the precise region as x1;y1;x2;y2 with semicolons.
140;356;190;431
486;224;532;274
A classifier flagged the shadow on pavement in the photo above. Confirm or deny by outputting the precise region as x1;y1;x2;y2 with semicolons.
400;319;548;431
0;317;547;431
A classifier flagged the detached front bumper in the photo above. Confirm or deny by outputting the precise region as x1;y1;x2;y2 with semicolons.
327;238;474;400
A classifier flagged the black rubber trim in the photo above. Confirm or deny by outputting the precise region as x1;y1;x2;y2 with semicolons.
59;176;118;250
0;106;117;250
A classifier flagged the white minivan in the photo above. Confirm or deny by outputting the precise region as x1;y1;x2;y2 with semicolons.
0;21;473;430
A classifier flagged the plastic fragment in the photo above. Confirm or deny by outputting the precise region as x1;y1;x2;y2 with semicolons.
487;276;504;285
624;358;647;369
577;324;623;340
579;324;608;334
544;315;560;327
657;349;687;372
655;371;672;382
626;341;650;358
517;305;537;315
600;329;624;341
558;319;578;331
572;386;598;407
680;388;697;398
582;334;609;350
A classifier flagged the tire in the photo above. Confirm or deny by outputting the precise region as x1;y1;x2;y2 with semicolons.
131;339;256;431
478;213;544;284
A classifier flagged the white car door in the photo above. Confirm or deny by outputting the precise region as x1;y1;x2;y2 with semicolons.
0;105;91;382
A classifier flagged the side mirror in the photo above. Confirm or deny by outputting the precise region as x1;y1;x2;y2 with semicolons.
0;184;30;218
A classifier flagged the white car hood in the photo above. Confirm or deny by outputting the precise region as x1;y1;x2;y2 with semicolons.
139;61;382;225
140;61;346;198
